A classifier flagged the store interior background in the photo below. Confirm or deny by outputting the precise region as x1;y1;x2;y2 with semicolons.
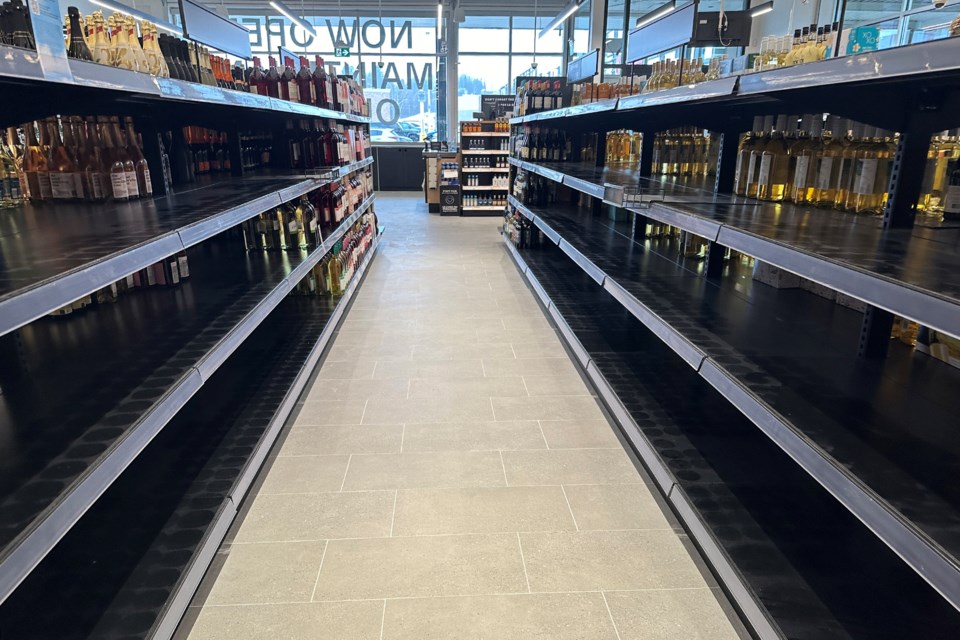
57;0;955;189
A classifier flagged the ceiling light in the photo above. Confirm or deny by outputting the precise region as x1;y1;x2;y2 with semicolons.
749;1;774;18
634;1;676;29
539;0;582;40
269;0;318;37
89;0;182;34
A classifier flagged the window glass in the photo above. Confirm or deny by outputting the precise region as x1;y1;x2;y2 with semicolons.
604;0;626;67
511;54;563;89
511;16;565;54
460;16;511;52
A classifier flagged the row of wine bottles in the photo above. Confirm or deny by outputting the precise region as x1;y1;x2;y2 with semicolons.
0;0;33;50
512;169;558;208
60;8;367;117
286;120;370;172
249;55;367;117
48;253;190;318
513;128;572;163
4;115;152;205
240;171;373;252
292;212;377;297
514;80;567;116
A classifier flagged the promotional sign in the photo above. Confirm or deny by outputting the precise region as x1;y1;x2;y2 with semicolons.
440;184;460;215
480;94;516;118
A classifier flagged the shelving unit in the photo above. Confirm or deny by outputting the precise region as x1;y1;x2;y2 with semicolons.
457;121;510;216
0;31;383;638
506;35;960;638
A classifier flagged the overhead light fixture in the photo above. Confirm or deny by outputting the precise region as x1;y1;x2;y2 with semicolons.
438;1;443;39
539;0;582;40
269;0;318;37
88;0;182;34
749;1;774;18
635;1;676;29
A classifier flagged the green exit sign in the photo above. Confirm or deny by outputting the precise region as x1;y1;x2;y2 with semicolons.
335;47;350;57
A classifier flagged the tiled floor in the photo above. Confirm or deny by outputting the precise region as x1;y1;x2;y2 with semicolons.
178;193;746;640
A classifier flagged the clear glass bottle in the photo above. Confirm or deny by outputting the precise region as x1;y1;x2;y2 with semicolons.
97;116;129;201
756;114;792;201
734;116;763;196
124;117;153;197
746;115;774;199
24;120;52;201
788;115;820;204
833;121;864;209
78;117;108;201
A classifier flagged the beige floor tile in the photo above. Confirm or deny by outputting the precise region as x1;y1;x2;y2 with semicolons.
520;531;708;592
538;419;621;449
522;374;592;397
401;420;545;452
562;484;673;531
511;340;567;358
482;357;579;378
342;451;506;490
406;377;527;399
258;456;350;494
294;399;368;426
281;424;403;455
502;449;640;485
373;359;485;379
500;314;555;331
315;359;378;380
313;534;526;600
323;341;413;362
363;396;495;424
411;342;517;361
328;331;385;347
303;378;409;402
186;601;383;640
604;589;740;640
233;491;395;542
205;541;326;605
491;395;606;421
476;326;557;343
392;486;575;536
382;593;618;640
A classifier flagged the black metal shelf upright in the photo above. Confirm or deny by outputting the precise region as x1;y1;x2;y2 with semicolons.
507;35;960;638
0;38;382;639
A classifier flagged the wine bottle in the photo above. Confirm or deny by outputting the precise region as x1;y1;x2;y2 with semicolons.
297;55;315;105
66;7;93;61
280;55;298;102
265;55;281;98
96;116;129;200
124;117;153;196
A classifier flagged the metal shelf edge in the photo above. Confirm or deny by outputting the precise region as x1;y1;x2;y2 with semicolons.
0;368;204;604
601;278;706;371
698;358;960;611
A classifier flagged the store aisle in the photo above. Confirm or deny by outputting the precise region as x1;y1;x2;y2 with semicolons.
179;193;745;640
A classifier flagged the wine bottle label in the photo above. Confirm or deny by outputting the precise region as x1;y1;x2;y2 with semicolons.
757;154;773;186
125;171;140;198
745;153;758;189
50;173;75;199
944;186;960;214
289;82;300;102
288;219;299;233
178;255;190;278
793;156;811;190
309;219;318;232
142;168;153;195
816;157;834;190
37;172;53;199
73;173;86;199
110;173;128;199
534;95;543;109
251;84;261;96
169;259;180;285
854;158;878;195
273;219;280;230
146;264;157;286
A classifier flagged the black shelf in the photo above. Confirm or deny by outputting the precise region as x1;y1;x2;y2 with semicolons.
0;157;373;338
0;195;375;604
504;234;960;639
510;38;960;128
509;195;960;609
510;159;960;340
0;234;380;639
0;47;370;126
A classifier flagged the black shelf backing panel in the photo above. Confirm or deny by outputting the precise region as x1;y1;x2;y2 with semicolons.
514;196;960;593
521;159;960;342
0;195;374;603
512;237;960;640
0;234;381;640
